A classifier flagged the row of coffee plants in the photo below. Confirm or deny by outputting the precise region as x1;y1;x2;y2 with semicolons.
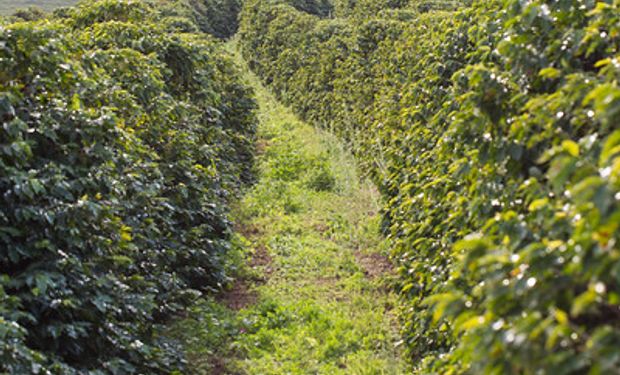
7;0;243;39
0;0;256;373
273;0;411;18
168;0;243;38
239;0;620;373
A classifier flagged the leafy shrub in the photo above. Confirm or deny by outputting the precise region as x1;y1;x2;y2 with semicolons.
11;6;47;21
288;0;334;17
239;0;620;373
0;0;256;373
186;0;243;38
331;0;411;17
304;158;336;192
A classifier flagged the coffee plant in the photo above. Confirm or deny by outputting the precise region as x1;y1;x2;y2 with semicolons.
239;0;620;373
0;0;256;373
175;0;244;38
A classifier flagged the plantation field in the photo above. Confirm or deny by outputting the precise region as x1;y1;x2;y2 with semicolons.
3;0;620;373
0;0;76;14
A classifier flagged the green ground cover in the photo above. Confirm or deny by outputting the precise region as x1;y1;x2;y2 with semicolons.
171;40;407;374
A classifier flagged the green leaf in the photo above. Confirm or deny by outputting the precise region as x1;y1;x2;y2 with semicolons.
539;67;560;79
528;198;549;212
562;140;579;157
571;290;597;316
600;130;620;166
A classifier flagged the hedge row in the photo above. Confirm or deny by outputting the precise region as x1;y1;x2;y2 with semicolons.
182;0;243;38
239;0;620;373
8;0;243;39
273;0;413;18
0;1;256;373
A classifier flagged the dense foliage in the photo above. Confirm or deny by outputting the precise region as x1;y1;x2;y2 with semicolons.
277;0;413;18
0;0;256;373
184;0;243;38
239;0;620;373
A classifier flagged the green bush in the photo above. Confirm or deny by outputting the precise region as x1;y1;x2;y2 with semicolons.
304;158;336;192
0;0;256;373
331;0;411;17
239;0;620;373
11;6;47;21
186;0;243;38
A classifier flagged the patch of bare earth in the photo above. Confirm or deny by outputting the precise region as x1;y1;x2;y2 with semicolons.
235;222;261;238
256;139;270;156
219;246;273;313
313;222;329;234
210;356;236;375
355;252;393;279
219;280;258;310
250;244;274;278
211;223;273;373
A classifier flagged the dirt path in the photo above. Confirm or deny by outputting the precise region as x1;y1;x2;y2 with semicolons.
174;40;406;374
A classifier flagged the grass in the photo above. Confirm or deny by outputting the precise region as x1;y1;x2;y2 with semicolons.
170;39;406;374
0;0;77;15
